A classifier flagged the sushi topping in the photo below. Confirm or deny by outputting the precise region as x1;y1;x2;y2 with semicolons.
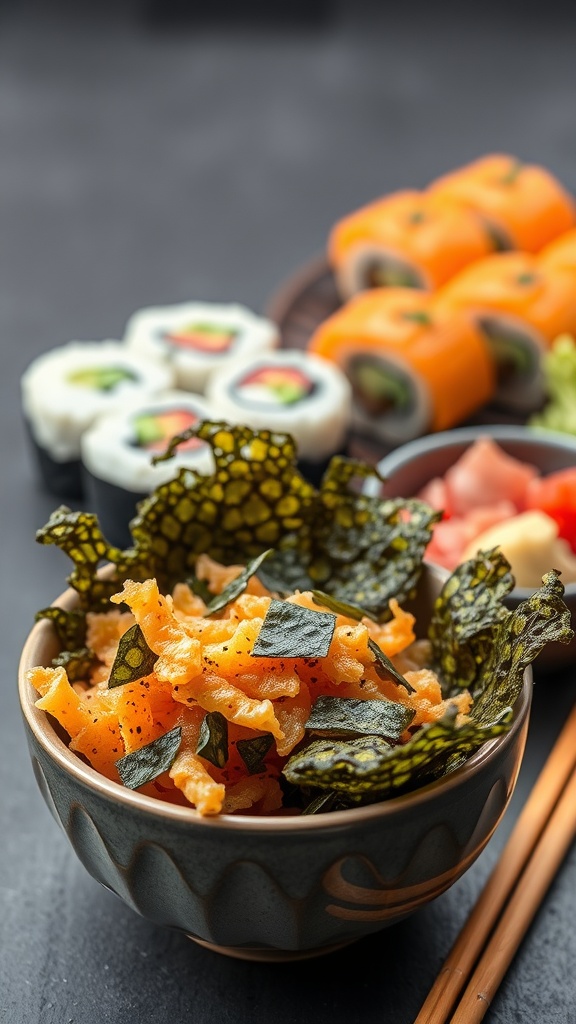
196;712;229;768
401;310;432;325
347;354;414;415
66;366;139;392
231;365;316;407
132;409;204;453
304;694;414;741
115;726;183;790
516;271;538;287
252;600;336;659
162;322;238;354
108;623;158;688
500;159;523;186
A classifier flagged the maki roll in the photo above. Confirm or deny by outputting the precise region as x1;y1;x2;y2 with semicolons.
435;252;576;412
429;154;576;252
308;288;494;446
21;341;174;498
81;391;215;549
539;228;576;276
204;350;351;480
328;190;494;300
124;302;279;393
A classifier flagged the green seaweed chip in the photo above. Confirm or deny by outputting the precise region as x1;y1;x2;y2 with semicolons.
108;623;158;689
472;570;573;725
35;425;438;651
284;706;511;802
428;549;515;693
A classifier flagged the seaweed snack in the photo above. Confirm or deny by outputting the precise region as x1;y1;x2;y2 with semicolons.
123;302;279;393
21;341;175;499
28;424;572;816
435;252;576;412
419;437;576;586
328;190;494;300
530;336;576;436
204;350;352;481
308;287;494;446
429;154;576;252
81;391;216;549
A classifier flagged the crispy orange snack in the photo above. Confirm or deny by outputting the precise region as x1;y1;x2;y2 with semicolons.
29;557;461;817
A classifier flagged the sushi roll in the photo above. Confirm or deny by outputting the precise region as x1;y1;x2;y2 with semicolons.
308;288;495;446
435;252;576;412
81;391;215;549
429;154;576;252
204;350;352;480
123;301;280;393
21;341;174;498
328;190;495;300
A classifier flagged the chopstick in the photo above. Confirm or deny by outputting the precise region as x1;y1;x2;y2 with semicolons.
414;701;576;1024
451;764;576;1023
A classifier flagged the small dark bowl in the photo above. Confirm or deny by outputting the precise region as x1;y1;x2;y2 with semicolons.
19;564;532;960
375;425;576;673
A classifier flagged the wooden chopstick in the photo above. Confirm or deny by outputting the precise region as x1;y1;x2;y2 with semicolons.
451;764;576;1023
414;701;576;1024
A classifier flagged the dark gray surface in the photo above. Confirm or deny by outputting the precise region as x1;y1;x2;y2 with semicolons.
2;6;576;1023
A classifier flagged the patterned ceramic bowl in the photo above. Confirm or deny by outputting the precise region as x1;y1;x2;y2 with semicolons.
18;564;532;961
375;425;576;673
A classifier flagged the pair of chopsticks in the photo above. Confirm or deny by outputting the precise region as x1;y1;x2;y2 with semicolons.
415;702;576;1024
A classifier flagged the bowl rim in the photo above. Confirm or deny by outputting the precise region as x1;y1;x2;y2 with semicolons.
19;576;532;834
375;423;576;600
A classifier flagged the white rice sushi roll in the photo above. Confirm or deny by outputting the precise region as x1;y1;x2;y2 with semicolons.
205;350;352;478
123;302;280;393
81;391;215;548
21;341;174;498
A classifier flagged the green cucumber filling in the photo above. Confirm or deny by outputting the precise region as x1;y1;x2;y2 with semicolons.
348;354;414;416
66;366;139;392
478;317;538;381
364;257;423;290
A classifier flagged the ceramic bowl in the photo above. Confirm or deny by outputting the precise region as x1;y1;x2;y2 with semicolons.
374;425;576;673
19;564;532;961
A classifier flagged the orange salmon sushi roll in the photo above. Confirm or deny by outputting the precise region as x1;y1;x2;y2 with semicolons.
435;251;576;411
429;154;576;252
539;228;576;276
328;190;495;300
309;288;494;445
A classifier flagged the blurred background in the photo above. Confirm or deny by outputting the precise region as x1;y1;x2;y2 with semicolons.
3;0;576;383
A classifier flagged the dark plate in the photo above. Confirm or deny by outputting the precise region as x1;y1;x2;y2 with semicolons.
266;256;527;464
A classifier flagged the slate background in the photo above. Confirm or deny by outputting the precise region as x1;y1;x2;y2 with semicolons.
1;4;576;1022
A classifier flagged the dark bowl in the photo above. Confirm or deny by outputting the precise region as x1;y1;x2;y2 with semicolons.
375;424;576;672
18;563;532;961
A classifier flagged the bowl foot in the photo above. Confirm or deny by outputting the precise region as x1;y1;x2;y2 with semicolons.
187;935;356;961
